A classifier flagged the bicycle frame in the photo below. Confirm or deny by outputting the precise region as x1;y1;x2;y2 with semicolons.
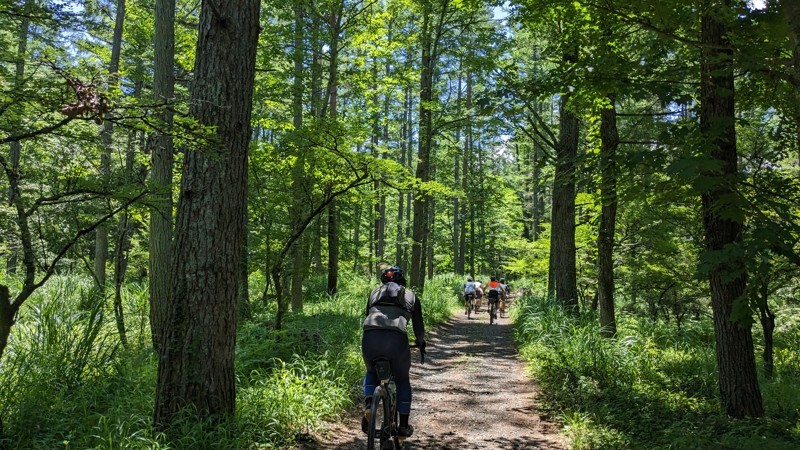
366;346;424;450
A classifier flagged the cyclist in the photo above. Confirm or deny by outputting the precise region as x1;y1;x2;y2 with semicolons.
361;265;426;438
474;279;484;310
499;277;510;316
463;276;478;314
487;276;503;321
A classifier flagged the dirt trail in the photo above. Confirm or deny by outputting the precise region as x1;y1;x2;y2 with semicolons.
300;297;566;449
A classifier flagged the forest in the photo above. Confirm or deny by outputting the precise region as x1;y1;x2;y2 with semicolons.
0;0;799;448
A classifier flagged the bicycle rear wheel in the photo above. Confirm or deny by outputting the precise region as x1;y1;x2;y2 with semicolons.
367;386;391;450
490;301;496;324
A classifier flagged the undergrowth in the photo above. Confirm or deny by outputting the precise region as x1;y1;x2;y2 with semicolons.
0;271;459;449
513;280;800;449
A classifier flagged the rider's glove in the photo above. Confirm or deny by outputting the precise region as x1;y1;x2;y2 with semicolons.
418;340;427;353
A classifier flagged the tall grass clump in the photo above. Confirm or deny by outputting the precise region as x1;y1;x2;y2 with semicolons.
513;286;800;449
0;274;125;448
420;272;462;327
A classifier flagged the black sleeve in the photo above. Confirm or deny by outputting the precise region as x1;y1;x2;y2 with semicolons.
411;294;425;342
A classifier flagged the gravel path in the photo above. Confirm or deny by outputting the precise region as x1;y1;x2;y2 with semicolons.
299;296;566;449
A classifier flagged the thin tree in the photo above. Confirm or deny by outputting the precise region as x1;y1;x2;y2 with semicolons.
95;0;126;292
597;95;619;336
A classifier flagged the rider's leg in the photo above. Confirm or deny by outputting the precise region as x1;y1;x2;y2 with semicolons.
363;372;378;403
395;377;413;436
391;337;413;437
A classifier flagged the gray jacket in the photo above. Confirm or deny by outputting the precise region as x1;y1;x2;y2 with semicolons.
363;282;420;336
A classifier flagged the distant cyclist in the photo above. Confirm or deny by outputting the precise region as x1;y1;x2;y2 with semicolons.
463;276;478;314
361;265;426;437
499;277;510;316
474;279;484;309
487;276;503;320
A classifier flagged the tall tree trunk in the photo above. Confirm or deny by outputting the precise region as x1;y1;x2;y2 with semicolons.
6;0;31;275
533;140;543;241
550;45;579;311
411;0;448;288
405;92;414;272
781;1;800;167
397;86;410;264
354;201;362;272
113;118;141;349
427;197;435;279
327;198;339;294
597;97;619;337
325;3;343;295
148;0;176;350
756;267;775;380
699;1;763;418
312;217;323;273
290;2;306;313
469;206;475;276
95;0;126;292
453;65;462;273
373;75;385;272
411;2;433;290
154;0;260;428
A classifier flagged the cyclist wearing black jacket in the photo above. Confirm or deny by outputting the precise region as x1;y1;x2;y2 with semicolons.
361;265;426;437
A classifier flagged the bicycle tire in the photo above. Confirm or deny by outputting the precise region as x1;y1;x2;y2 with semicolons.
490;302;496;325
467;298;472;319
367;386;388;450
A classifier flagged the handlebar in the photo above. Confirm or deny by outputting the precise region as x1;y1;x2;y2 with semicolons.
409;343;426;364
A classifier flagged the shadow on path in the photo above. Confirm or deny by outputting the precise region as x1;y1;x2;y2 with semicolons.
298;299;566;449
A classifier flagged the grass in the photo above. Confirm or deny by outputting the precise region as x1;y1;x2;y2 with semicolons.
0;271;460;449
512;280;800;449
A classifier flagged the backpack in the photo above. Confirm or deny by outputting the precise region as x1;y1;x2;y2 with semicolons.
464;282;476;295
368;282;411;313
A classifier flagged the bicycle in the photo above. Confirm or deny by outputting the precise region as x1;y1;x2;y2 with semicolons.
489;296;498;325
366;344;425;450
464;293;476;319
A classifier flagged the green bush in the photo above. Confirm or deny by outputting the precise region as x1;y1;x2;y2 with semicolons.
513;285;800;450
0;271;459;449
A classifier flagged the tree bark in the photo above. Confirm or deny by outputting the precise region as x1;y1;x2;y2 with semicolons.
598;97;619;337
290;2;306;313
700;1;763;418
780;1;800;167
757;271;775;380
148;0;175;350
397;86;410;265
551;83;579;311
373;75;385;273
327;198;339;294
411;1;433;290
6;0;31;275
154;0;260;428
113;123;142;349
459;67;472;274
325;2;343;295
453;65;462;273
95;0;126;292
